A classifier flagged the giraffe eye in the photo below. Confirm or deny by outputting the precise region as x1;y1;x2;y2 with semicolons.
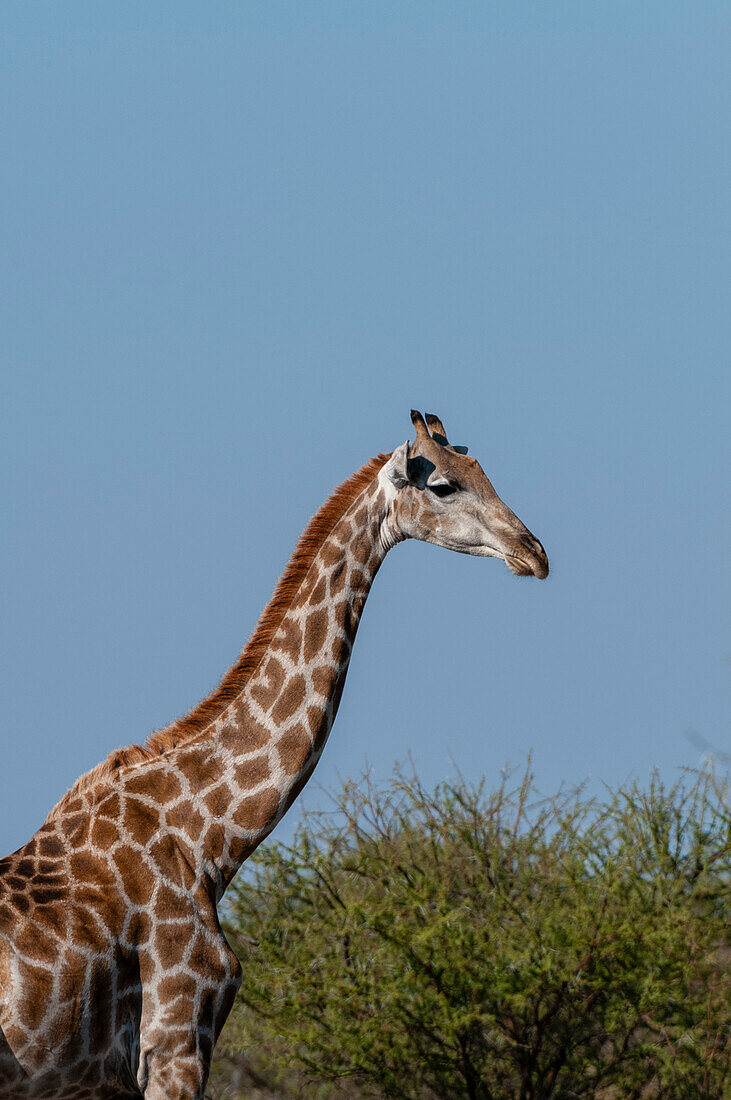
429;481;458;498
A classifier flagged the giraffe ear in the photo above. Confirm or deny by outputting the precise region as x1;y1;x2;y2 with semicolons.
386;442;432;490
386;441;411;488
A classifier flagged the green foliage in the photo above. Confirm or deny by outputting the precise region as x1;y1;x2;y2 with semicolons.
214;767;729;1100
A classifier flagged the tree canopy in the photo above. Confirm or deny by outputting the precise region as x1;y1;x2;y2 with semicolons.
212;766;729;1100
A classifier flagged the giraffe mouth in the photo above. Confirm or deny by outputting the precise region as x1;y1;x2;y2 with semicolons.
505;555;534;577
504;553;549;579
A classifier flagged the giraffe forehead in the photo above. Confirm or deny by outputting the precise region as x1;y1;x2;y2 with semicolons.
413;438;481;483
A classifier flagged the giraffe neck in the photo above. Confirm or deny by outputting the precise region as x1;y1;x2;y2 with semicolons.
217;472;391;868
135;462;400;898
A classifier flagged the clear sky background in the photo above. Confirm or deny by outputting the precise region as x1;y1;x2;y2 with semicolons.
1;3;729;855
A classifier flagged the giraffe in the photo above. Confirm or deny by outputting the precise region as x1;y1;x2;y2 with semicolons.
0;411;548;1099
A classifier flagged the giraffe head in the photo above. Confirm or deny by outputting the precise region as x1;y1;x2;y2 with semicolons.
384;410;549;578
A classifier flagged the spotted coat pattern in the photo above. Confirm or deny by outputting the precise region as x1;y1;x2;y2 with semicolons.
0;466;397;1099
0;413;548;1099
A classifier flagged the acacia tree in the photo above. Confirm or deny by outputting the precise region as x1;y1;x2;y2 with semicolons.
214;767;729;1100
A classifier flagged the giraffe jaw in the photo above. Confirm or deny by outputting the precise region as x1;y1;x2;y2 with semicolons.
465;540;548;578
504;554;539;578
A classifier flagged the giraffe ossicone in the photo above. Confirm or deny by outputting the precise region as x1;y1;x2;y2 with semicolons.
0;412;548;1099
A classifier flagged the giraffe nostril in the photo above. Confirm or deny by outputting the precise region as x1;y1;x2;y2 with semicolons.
513;532;549;579
533;554;549;580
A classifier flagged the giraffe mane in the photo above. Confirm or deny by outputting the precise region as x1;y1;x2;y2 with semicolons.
52;453;390;810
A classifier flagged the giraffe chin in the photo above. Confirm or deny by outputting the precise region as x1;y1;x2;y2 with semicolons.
504;554;545;578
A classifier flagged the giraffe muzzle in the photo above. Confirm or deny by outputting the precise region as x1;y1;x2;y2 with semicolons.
504;533;549;579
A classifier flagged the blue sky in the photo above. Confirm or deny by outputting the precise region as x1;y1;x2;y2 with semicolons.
1;3;729;854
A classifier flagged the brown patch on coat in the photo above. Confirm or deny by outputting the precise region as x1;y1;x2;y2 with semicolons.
148;835;196;889
330;668;348;717
166;799;205;839
272;617;303;660
162;992;195;1028
291;574;316;609
69;851;114;888
233;756;271;789
320;539;342;567
96;792;121;820
61;814;89;848
38;835;64;858
17;959;53;1031
335;518;353;543
328;560;347;596
281;754;319;814
57;948;86;1003
156;882;184;921
90;817;118;850
176;748;225;789
311;666;332;698
123;800;161;847
277;725;312;775
125;769;183;803
88;958;114;1051
250;656;286;709
203;822;226;862
202;782;233;819
187;932;223;978
303;608;329;663
232;786;280;832
333;598;353;633
270;674;306;725
14;920;58;965
308;575;327;605
307;705;325;737
219;711;267;753
37;859;60;876
127;909;152;944
155;922;189;968
114;850;154;905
